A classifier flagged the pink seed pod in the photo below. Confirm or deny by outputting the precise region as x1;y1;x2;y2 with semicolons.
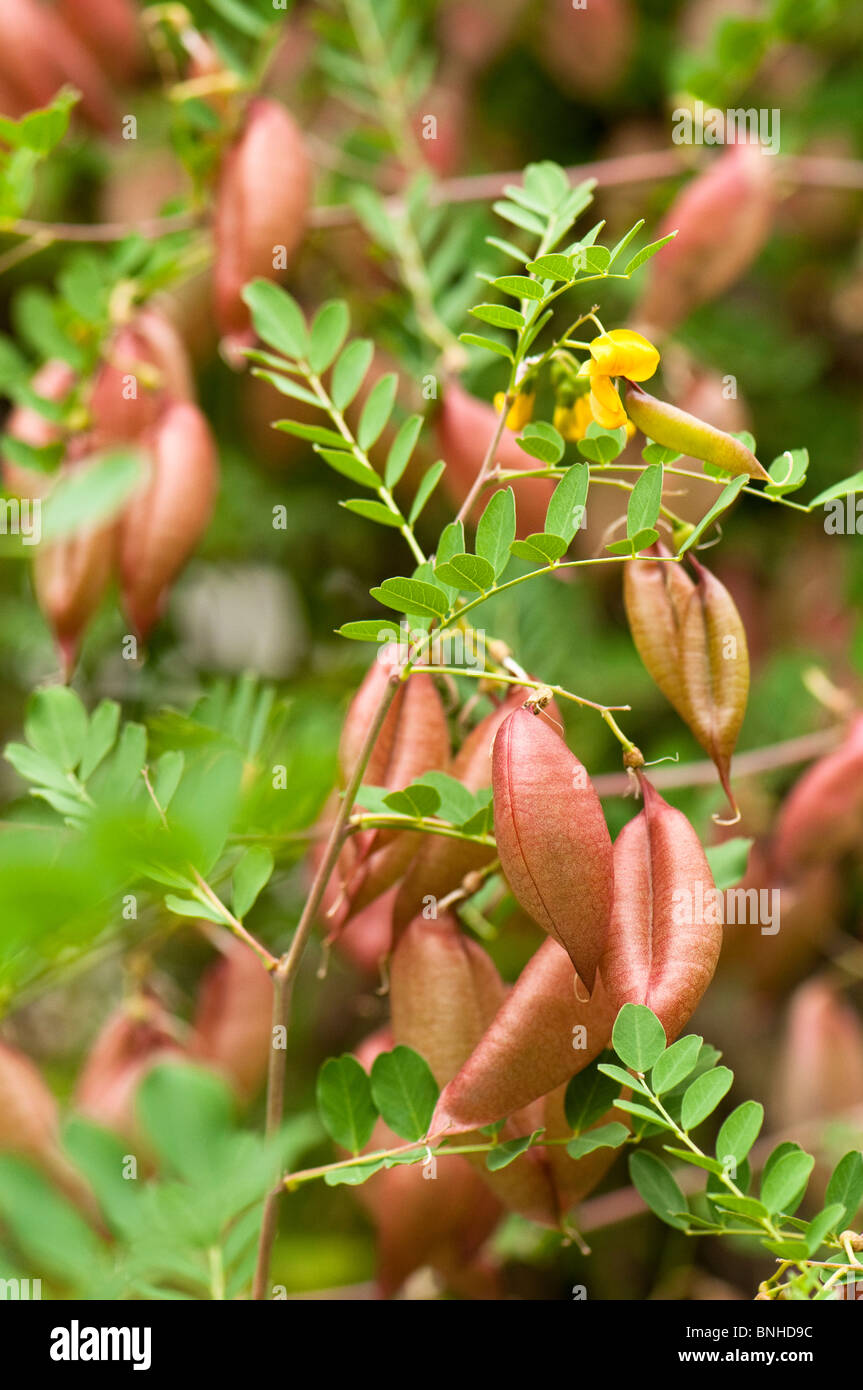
89;308;195;446
2;358;76;499
772;715;863;874
492;706;614;989
773;978;863;1131
0;0;118;133
437;0;527;73
119;399;218;638
633;142;775;336
392;686;552;936
541;1083;629;1216
74;996;182;1138
431;938;616;1132
0;1039;98;1215
56;0;143;84
213;97;311;361
189;940;274;1103
601;777;723;1042
434;382;554;539
538;0;634;99
334;886;399;976
392;914;561;1226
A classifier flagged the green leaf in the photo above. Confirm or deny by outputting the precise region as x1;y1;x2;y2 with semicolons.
824;1150;863;1229
78;699;121;782
524;253;574;281
680;1067;734;1131
370;1046;438;1142
492;200;545;236
436;519;464;566
342;499;404;528
415;771;477;824
331;339;374;411
713;1193;769;1221
629;1151;690;1230
475;487;516;578
205;0;270;38
24;686;88;772
663;1147;724;1175
676;474;747;556
324;1159;385;1187
761;1148;815;1214
165;894;223;923
517;421;565;464
809;471;863;509
337;619;399;643
651;1036;703;1095
615;1099;674;1130
136;1062;234;1181
273;421;346;447
509;532;568;563
805;1204;847;1256
307;300;350;373
255;371;320;407
4;742;78;794
564;1051;622;1132
371;576;449;619
232;846;274;919
492;275;545;301
381;783;441;818
607;219;645;269
434;552;496;593
765;448;808;499
469;303;525;330
409;460;446;523
545;463;588;543
0;1157;104;1285
705;837;752;891
642;442;682;465
486;1130;543;1171
314;446;379;489
577;425;627;464
566;1122;628;1159
242;280;308;359
716;1101;763;1166
385;414;423;488
458;332;513;361
316;1055;378;1154
357;373;398;451
627;463;663;540
41;449;145;540
597;1063;651;1096
624;232;678;276
0;434;63;475
613;1003;667;1072
580;245;611;275
152;749;184;811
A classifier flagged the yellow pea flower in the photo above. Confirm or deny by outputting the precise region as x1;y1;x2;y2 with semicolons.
494;390;535;431
588;368;627;430
588;329;660;382
553;395;594;442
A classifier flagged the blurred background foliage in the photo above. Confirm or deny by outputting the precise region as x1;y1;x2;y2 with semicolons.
1;0;862;1300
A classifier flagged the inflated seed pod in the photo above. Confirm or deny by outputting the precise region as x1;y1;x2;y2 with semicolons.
492;707;613;989
0;1040;98;1217
601;777;723;1042
0;0;118;132
89;308;195;445
74;997;182;1139
772;715;863;874
773;978;863;1131
56;0;143;83
623;381;770;481
541;1083;629;1216
189;940;274;1103
624;545;750;811
633;142;775;335
119;400;218;638
213;98;311;361
538;0;633;99
392;914;561;1226
431;938;616;1132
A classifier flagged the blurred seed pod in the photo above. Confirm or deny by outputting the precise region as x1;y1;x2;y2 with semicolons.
190;940;274;1103
0;1038;98;1216
434;382;555;539
334;886;399;977
537;0;634;99
119;399;219;638
413;80;468;177
602;777;723;1041
213;97;312;363
431;938;616;1131
0;0;118;132
773;978;863;1131
74;995;182;1139
2;359;76;499
632;143;775;337
436;0;527;74
88;308;195;446
55;0;144;84
772;716;863;874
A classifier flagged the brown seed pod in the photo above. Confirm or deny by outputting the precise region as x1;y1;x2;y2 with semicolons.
772;715;863;874
0;1039;98;1216
119;399;219;638
538;0;633;99
213;97;311;361
633;142;775;336
601;777;723;1042
492;707;614;988
624;545;751;813
431;938;616;1132
623;381;770;482
74;996;182;1139
56;0;143;84
773;978;863;1131
189;940;274;1103
88;308;195;446
0;0;118;132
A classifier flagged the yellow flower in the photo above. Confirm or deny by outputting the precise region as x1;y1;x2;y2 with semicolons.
588;329;660;382
587;367;627;430
553;395;594;442
494;390;535;431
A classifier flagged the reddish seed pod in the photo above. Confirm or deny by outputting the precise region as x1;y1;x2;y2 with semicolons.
0;1039;97;1215
773;978;863;1131
431;938;616;1132
633;142;775;336
119;400;219;638
538;0;633;99
56;0;143;84
434;382;554;538
2;359;76;499
601;777;723;1042
772;715;863;874
492;707;614;989
74;996;182;1138
0;0;118;131
89;308;195;446
541;1083;629;1216
213;98;311;361
189;941;274;1103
